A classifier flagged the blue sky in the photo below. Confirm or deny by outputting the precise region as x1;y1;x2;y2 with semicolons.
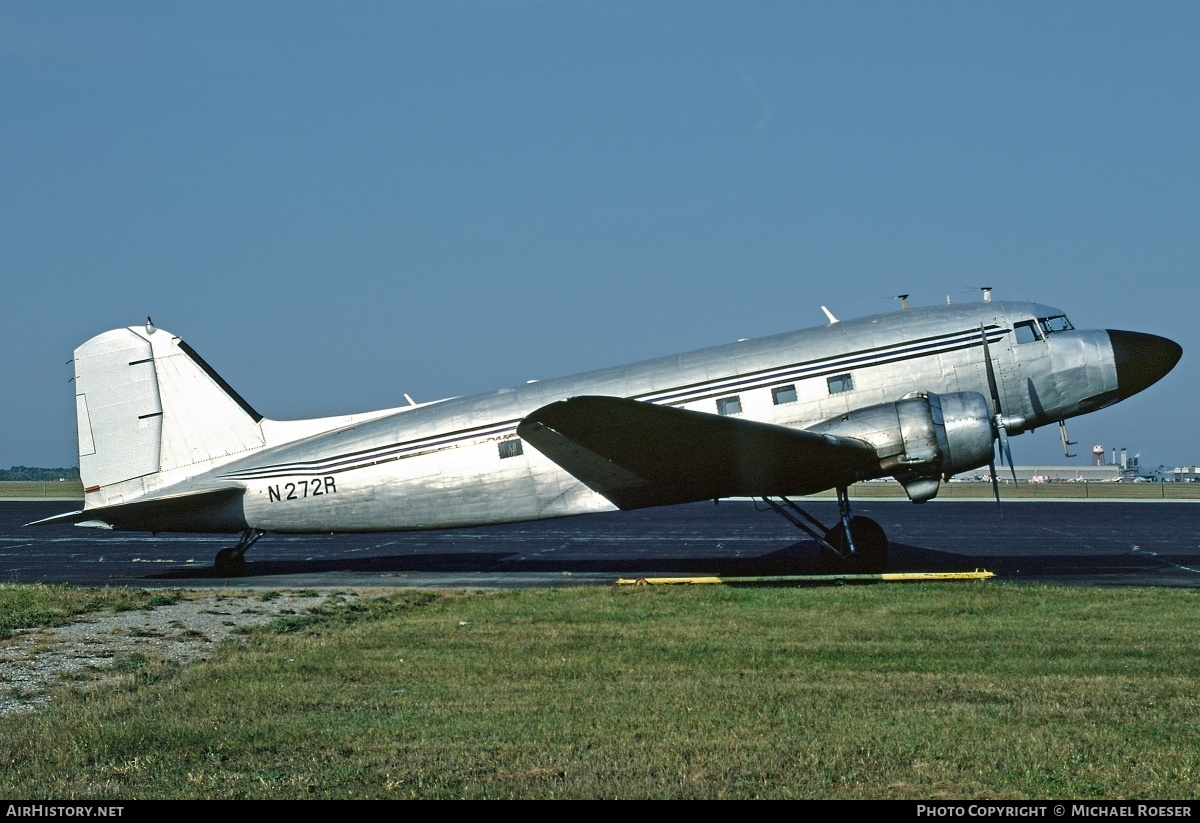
2;1;1196;471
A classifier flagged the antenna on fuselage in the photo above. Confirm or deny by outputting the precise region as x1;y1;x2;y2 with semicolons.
894;294;910;310
981;287;992;303
821;306;839;324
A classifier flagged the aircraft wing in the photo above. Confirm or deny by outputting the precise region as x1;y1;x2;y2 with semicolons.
516;396;880;510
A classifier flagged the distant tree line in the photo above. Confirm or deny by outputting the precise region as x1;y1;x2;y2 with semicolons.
0;466;81;481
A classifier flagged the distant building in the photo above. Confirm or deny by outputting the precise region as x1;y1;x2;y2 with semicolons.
1010;465;1123;483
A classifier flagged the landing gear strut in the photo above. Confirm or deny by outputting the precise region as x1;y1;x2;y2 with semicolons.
761;486;889;573
214;528;265;577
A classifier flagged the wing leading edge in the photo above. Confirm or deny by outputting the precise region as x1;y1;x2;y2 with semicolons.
516;396;879;510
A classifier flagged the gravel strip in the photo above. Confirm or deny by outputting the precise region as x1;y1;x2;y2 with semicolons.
0;590;359;717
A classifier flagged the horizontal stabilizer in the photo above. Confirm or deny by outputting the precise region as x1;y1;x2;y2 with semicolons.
24;487;248;533
517;396;878;509
24;509;86;528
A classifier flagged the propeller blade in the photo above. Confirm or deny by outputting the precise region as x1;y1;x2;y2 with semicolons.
989;459;1003;517
979;323;1002;415
998;425;1018;484
998;434;1017;487
981;323;1011;514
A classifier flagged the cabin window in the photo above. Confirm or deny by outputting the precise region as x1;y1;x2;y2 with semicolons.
1014;321;1040;344
827;374;854;395
772;384;798;405
498;439;523;459
716;396;742;416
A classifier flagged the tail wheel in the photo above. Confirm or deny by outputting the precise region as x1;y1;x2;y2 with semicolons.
822;516;888;573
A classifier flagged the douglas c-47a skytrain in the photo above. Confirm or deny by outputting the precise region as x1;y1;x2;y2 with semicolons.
29;291;1182;576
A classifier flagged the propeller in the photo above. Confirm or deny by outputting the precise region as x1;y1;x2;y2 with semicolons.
979;324;1021;509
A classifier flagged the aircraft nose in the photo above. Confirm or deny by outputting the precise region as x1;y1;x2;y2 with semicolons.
1107;330;1183;400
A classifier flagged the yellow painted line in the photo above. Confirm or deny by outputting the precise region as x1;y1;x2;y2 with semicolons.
619;577;726;586
617;570;994;586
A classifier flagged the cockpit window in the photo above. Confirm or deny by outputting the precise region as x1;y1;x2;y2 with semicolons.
1013;321;1040;344
1039;315;1074;334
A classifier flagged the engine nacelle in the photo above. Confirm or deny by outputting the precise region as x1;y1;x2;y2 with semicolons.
806;391;994;502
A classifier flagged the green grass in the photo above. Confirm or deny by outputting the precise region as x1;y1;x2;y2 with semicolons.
0;584;182;639
0;481;84;498
1;583;1198;798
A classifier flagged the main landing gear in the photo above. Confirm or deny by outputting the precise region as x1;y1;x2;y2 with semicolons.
214;528;265;577
760;486;888;573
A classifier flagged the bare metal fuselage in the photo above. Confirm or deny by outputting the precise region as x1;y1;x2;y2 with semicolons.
42;297;1179;545
194;300;1124;533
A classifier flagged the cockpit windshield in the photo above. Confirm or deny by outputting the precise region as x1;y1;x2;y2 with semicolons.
1013;314;1074;344
1039;315;1073;334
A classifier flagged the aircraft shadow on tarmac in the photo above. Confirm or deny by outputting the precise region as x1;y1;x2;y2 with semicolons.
143;540;1200;587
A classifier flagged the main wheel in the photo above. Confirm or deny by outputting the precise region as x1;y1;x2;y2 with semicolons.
821;516;888;573
214;548;246;578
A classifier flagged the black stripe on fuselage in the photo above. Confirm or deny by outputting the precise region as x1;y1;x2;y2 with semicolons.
641;326;1007;405
221;419;521;480
221;325;1007;480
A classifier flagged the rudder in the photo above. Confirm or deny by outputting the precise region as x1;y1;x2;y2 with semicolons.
73;323;265;499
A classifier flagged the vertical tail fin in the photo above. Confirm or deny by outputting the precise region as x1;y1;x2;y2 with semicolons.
73;324;265;500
